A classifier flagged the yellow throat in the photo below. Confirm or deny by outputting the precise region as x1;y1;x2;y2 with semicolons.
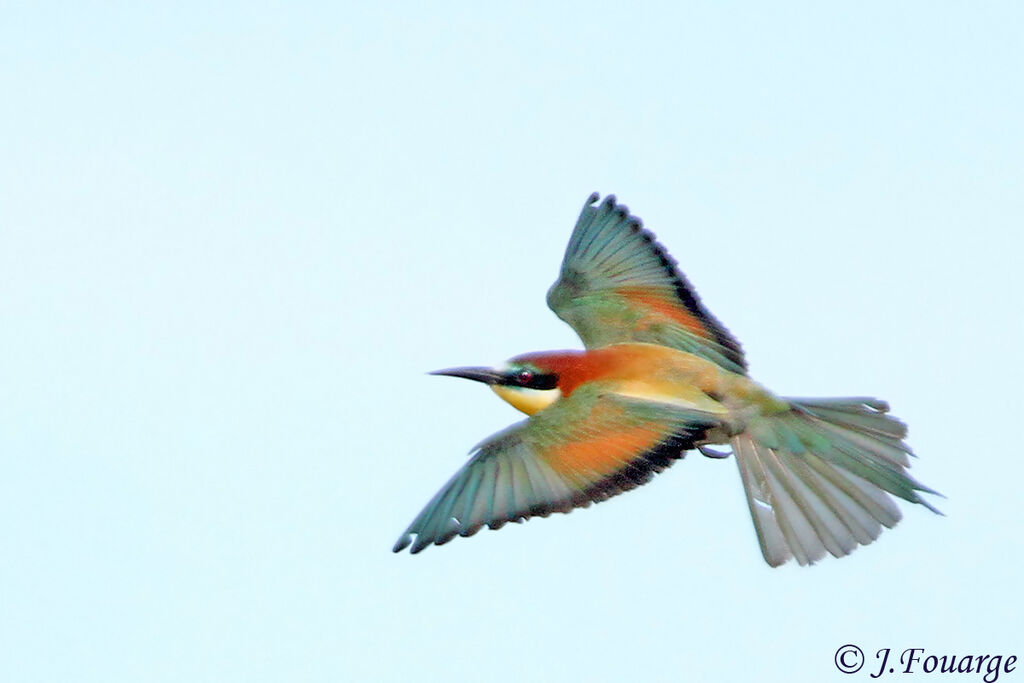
490;384;562;416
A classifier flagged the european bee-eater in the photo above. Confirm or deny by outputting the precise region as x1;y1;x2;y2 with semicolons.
394;193;939;566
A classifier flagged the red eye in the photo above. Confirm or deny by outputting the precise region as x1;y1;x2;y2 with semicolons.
517;370;533;385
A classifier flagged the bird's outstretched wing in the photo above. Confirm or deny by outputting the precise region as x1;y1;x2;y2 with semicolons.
547;193;746;374
393;385;721;554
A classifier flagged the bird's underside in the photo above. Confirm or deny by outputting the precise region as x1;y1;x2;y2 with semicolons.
394;193;939;566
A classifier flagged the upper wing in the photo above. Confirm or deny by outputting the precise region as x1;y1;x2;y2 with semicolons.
393;385;721;554
547;193;746;374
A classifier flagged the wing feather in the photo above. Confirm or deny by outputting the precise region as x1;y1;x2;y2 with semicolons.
393;386;721;553
547;193;746;373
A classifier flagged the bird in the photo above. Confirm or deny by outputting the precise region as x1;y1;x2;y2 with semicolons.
393;192;939;566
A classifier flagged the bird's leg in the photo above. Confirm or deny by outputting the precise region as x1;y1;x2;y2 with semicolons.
698;445;732;460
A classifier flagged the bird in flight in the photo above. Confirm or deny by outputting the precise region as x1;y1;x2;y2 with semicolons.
393;193;939;566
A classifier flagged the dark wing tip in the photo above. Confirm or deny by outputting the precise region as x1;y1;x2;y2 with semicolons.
410;534;432;554
392;534;413;553
589;192;630;222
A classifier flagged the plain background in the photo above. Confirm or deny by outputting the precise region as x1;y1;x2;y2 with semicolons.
2;3;1021;682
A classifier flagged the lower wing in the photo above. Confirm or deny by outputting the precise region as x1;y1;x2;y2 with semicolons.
394;386;721;554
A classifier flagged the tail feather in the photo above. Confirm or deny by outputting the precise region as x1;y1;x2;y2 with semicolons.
732;397;938;567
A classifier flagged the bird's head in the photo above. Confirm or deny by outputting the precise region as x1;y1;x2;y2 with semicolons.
430;359;562;416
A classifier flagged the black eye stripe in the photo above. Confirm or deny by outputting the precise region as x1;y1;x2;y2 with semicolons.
523;373;558;390
504;367;559;390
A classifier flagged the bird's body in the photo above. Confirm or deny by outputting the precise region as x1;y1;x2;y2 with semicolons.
394;193;939;566
509;343;782;415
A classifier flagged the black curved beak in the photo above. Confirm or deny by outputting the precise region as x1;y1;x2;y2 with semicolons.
429;366;504;385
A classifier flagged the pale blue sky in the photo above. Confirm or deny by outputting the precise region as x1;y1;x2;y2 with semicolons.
1;3;1021;682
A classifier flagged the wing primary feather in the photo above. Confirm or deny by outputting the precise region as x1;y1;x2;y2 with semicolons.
463;461;497;537
454;462;486;533
508;454;532;521
574;195;617;261
548;193;747;373
395;387;716;554
565;197;600;260
487;460;511;530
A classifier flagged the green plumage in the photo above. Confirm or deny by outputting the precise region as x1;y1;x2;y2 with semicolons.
395;192;939;565
547;193;747;373
393;386;718;554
